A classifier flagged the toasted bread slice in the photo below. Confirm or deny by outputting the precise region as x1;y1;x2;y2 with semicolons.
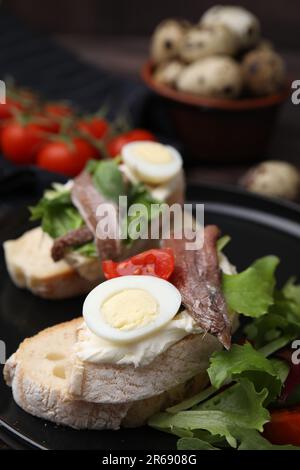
3;227;100;299
69;323;221;404
4;318;210;430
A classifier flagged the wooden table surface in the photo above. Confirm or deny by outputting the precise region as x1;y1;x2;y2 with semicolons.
1;35;299;450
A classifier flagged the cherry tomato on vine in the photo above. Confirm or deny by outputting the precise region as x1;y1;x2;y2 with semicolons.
77;116;109;140
1;121;47;164
37;137;98;176
44;103;73;119
107;129;156;158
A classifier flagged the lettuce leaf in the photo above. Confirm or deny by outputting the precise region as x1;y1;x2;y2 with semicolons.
283;277;300;307
244;288;300;349
222;256;279;317
166;386;216;414
177;437;220;450
149;379;269;448
30;186;84;239
207;343;286;402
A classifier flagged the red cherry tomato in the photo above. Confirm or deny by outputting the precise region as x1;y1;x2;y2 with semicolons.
30;112;61;134
77;117;109;139
42;103;74;133
44;103;73;118
1;121;46;164
102;248;175;281
107;129;156;158
37;137;98;176
263;408;300;446
0;98;22;120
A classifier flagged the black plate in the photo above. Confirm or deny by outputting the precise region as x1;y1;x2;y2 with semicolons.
1;183;300;450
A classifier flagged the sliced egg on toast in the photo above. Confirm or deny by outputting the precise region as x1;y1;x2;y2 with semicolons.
121;141;182;185
83;275;181;344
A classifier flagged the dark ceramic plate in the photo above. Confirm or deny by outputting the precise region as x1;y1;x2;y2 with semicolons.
1;184;300;450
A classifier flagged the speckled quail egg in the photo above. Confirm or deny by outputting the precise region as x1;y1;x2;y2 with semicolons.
176;56;243;99
240;161;300;201
200;5;261;50
150;19;188;64
179;24;238;63
153;60;184;86
242;49;286;96
256;39;274;52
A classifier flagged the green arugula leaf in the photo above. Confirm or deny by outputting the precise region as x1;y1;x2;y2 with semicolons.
91;159;125;202
222;256;279;317
177;437;220;450
29;186;84;239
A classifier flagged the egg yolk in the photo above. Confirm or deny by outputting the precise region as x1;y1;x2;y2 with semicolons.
101;289;158;331
134;142;172;165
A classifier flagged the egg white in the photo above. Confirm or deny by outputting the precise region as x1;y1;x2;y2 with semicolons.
122;141;182;185
83;275;182;344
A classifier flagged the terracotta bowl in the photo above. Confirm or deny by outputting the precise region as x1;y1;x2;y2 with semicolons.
141;61;291;164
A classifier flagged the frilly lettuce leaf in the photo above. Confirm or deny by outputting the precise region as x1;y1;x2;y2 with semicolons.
149;379;269;448
283;277;300;306
207;343;286;402
222;256;279;317
245;287;300;349
177;437;220;450
30;185;84;239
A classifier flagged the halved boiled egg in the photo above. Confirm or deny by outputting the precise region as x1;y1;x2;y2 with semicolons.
122;141;182;185
83;275;181;344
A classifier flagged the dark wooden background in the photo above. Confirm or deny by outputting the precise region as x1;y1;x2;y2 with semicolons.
6;0;300;50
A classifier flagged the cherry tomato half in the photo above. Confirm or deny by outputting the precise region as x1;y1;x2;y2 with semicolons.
37;137;98;177
107;129;156;158
102;248;175;281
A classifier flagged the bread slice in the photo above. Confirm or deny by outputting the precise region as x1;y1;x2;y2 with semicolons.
4;318;211;430
3;227;99;299
69;324;221;404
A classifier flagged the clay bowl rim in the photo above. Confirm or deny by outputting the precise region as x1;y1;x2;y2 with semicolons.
141;60;291;111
